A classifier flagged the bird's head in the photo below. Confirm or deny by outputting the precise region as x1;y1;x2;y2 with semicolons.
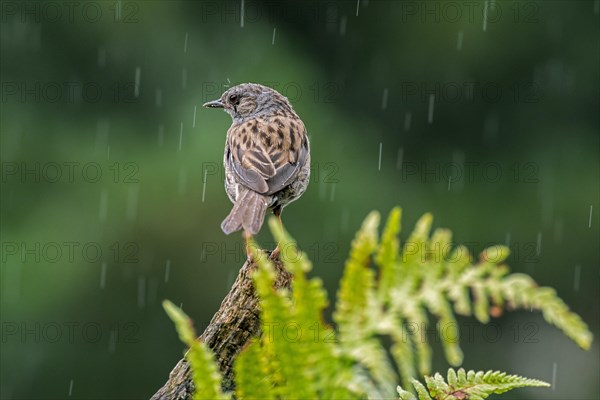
203;83;294;123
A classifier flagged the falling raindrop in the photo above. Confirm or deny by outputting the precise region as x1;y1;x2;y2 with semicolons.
456;30;464;51
330;183;336;202
183;32;189;53
100;262;107;289
272;27;276;45
339;16;347;35
155;89;162;108
378;142;383;171
483;0;489;32
341;208;350;233
588;205;593;228
97;47;106;67
381;88;389;109
148;279;158;305
178;168;188;195
451;149;465;191
68;380;74;396
201;169;208;202
447;176;452;191
182;68;187;89
137;276;146;308
108;329;117;353
114;0;121;21
403;112;412;131
465;82;475;102
355;0;360;16
126;186;140;221
573;265;581;291
427;95;435;124
99;189;108;221
192;106;197;128
240;0;245;28
536;232;542;256
95;119;110;152
551;362;557;391
483;113;499;145
538;173;554;227
396;147;404;170
179;122;184;151
164;259;171;283
504;233;511;246
595;0;599;14
158;124;164;147
134;67;141;98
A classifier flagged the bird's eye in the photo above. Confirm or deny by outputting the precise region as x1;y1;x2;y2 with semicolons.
228;94;239;105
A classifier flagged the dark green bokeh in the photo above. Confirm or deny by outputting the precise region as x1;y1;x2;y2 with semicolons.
1;1;598;398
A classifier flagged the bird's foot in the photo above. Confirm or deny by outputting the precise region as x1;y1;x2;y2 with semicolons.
244;231;255;262
269;244;280;261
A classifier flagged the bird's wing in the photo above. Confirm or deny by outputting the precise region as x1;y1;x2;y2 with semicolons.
227;116;309;196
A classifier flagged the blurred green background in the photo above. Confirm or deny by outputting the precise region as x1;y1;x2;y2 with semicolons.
1;0;598;398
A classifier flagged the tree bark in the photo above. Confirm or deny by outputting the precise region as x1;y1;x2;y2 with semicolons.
150;252;291;399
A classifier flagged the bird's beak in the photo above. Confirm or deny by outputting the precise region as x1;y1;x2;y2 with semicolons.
203;99;224;108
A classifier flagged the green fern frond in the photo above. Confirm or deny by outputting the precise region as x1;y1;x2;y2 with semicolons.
333;207;592;392
162;300;230;400
376;206;402;301
234;339;274;400
242;222;356;399
334;210;380;335
396;368;550;400
407;377;432;400
334;211;398;398
388;316;417;392
500;273;593;349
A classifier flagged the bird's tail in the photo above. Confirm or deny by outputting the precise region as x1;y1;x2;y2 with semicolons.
221;189;269;235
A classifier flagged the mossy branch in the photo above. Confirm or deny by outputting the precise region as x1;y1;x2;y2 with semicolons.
151;253;292;399
162;300;229;400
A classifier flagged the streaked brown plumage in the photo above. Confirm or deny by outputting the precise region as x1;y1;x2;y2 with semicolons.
203;83;310;235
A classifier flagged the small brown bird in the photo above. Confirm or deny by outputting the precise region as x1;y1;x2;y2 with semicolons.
203;83;310;237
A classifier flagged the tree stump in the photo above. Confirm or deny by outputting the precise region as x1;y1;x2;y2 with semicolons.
151;252;291;399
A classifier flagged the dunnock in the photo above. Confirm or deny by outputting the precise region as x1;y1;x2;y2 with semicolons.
203;83;310;236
